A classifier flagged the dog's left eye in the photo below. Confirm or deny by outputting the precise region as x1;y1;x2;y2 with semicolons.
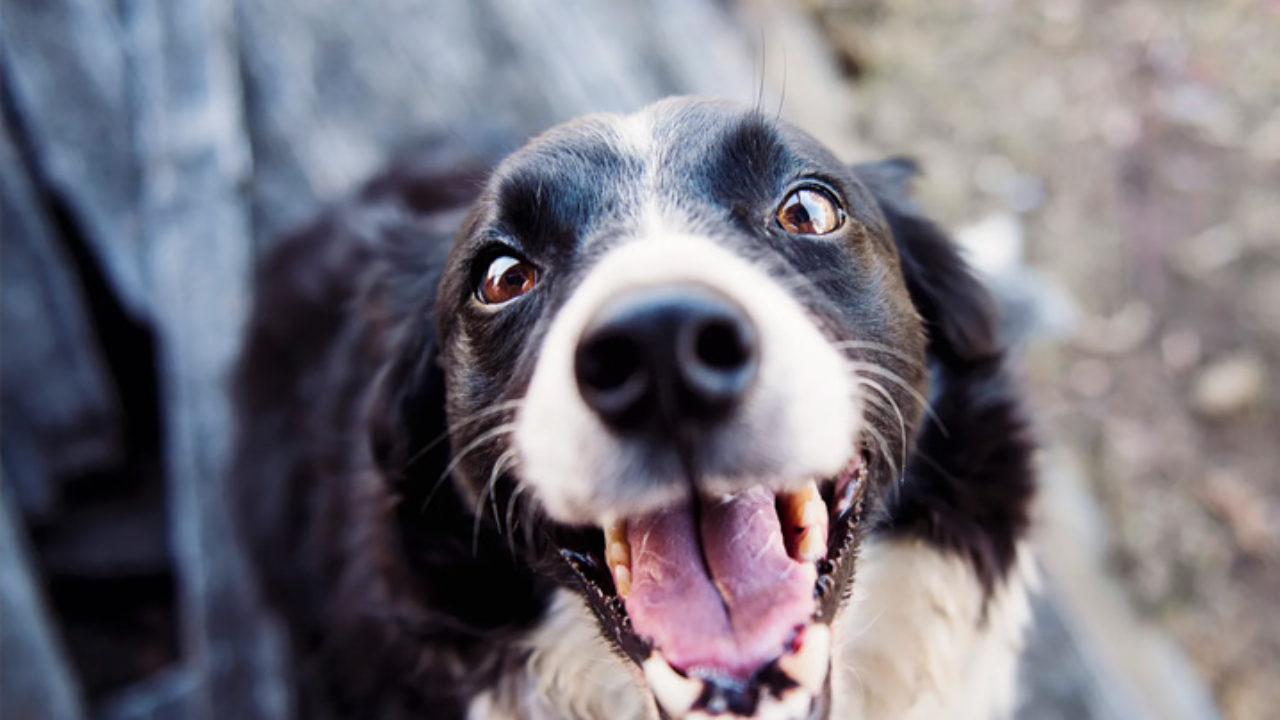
478;255;538;305
776;187;845;235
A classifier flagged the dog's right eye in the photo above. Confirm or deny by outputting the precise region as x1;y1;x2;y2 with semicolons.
478;255;539;305
776;187;845;235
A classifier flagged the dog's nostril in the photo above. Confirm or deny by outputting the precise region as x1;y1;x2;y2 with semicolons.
575;331;651;428
578;334;641;392
694;318;751;371
678;310;757;418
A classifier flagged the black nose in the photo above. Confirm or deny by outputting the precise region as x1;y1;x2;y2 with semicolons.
574;284;757;432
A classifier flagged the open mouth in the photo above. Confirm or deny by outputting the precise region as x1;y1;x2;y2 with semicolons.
560;453;870;719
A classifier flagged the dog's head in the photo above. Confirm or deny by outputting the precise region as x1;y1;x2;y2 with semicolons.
378;98;994;719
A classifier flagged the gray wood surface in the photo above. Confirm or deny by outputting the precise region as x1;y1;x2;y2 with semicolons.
1;117;124;523
1;485;87;720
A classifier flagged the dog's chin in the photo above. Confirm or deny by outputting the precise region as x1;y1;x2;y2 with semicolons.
551;453;870;720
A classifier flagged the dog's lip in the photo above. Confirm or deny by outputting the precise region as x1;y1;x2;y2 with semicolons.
559;453;868;719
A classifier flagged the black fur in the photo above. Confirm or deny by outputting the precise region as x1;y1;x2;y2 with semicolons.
231;104;1034;718
854;159;1035;595
232;171;553;719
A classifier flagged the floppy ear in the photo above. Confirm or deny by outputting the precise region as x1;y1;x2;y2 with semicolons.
367;315;449;492
362;162;493;492
853;159;1000;364
362;228;456;504
853;160;1035;595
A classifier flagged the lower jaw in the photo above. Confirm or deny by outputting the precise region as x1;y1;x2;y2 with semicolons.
641;621;832;720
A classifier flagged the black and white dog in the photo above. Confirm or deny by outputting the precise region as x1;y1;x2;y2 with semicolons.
233;97;1036;720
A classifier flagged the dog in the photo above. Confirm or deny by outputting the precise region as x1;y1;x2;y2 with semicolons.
232;97;1036;720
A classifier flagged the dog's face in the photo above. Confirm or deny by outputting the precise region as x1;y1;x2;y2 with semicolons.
434;98;928;719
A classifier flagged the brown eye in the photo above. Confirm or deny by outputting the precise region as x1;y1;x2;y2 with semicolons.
776;187;844;235
478;255;538;305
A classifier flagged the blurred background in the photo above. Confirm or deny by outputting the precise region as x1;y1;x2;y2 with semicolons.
1;1;1276;719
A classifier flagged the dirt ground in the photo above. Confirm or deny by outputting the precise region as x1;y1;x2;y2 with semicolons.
808;1;1280;718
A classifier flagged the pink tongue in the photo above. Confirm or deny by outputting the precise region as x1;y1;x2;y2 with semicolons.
623;487;817;678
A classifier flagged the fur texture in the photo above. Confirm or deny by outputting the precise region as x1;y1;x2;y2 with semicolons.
231;99;1036;719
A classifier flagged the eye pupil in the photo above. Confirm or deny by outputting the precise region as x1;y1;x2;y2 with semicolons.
777;187;843;235
502;267;526;289
479;255;538;304
787;204;812;228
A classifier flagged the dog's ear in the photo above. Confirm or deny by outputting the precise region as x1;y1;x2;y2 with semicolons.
855;160;1035;594
362;163;492;490
364;235;454;497
367;320;449;490
853;158;1000;363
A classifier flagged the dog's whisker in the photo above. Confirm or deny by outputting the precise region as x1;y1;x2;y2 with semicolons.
861;423;901;486
503;482;528;555
854;377;908;478
847;360;949;438
774;46;788;124
403;399;525;470
420;421;519;514
474;447;518;556
487;449;520;527
831;339;919;366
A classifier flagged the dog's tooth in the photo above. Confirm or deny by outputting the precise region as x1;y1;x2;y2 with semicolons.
780;481;818;527
604;518;627;547
800;498;826;527
606;540;630;569
781;481;827;562
605;520;629;563
777;623;831;695
643;654;702;718
604;519;632;597
797;497;828;561
613;564;632;598
797;480;821;510
796;527;826;563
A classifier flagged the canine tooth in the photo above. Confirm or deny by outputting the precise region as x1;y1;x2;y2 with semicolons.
605;521;630;563
781;481;828;562
607;540;630;569
613;564;632;598
643;654;702;718
604;520;632;597
780;481;818;530
777;624;831;694
800;498;826;527
796;527;826;562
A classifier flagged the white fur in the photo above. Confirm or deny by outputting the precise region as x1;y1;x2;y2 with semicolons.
830;540;1036;720
468;540;1035;720
612;109;656;164
467;590;654;720
514;231;857;525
